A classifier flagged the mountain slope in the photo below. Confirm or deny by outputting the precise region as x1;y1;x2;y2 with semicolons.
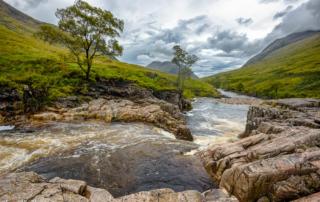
245;30;320;66
204;31;320;98
0;0;219;103
0;0;41;32
147;61;199;79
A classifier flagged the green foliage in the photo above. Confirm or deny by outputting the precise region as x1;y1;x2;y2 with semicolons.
204;34;320;99
171;45;199;92
37;0;124;80
0;15;219;106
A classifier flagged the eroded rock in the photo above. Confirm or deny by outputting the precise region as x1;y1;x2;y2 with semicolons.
31;98;193;141
201;99;320;202
0;172;237;202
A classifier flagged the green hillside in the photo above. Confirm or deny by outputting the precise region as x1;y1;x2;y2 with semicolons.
204;32;320;98
0;0;219;107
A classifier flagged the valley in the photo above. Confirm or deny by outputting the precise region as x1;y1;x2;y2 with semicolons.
0;0;319;201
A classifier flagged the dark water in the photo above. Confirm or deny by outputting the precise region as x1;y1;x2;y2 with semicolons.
1;95;249;197
12;122;214;197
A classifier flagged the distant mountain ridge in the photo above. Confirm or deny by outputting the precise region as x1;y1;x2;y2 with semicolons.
0;0;42;31
245;30;320;66
204;30;320;98
147;61;199;79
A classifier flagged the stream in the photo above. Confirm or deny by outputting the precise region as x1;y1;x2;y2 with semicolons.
0;92;249;197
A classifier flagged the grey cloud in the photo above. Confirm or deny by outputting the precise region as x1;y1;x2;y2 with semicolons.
265;0;320;43
207;30;251;54
273;5;293;20
236;17;253;26
11;0;48;9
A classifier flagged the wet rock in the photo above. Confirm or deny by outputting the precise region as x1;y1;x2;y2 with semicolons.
218;98;263;106
203;189;239;202
0;86;22;120
292;192;320;202
0;172;236;202
31;98;193;140
116;188;204;202
201;98;320;202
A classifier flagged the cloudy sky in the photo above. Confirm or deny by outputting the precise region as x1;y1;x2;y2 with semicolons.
4;0;320;77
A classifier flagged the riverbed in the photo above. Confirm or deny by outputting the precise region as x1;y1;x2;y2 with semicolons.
0;95;249;197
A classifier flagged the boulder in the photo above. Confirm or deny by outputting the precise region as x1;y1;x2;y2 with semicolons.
31;98;193;141
201;99;320;202
0;172;238;202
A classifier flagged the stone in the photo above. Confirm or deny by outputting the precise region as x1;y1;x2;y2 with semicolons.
30;98;192;140
86;186;115;202
203;189;239;202
49;177;87;194
114;188;204;202
0;172;236;202
292;192;320;202
201;98;320;202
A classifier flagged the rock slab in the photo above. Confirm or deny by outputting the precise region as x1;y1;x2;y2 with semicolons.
0;172;238;202
201;98;320;202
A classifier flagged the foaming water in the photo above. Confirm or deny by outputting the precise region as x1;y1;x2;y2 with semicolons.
187;98;249;149
218;89;252;99
0;95;250;196
0;125;15;132
0;122;178;174
19;122;212;196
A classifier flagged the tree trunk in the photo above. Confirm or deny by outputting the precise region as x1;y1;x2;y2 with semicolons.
85;49;91;81
177;65;182;91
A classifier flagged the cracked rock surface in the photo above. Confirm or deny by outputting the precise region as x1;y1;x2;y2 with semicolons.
0;172;238;202
201;98;320;202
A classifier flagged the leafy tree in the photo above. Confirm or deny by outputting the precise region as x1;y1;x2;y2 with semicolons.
171;45;198;92
37;0;124;81
237;83;244;92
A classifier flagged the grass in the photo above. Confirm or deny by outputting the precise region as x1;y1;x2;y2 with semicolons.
0;14;219;108
204;34;320;99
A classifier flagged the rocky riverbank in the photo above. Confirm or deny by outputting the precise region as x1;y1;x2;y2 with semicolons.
201;98;320;201
0;172;238;202
0;79;193;141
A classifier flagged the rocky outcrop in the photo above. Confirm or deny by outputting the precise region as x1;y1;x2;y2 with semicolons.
201;98;320;202
31;98;193;141
0;172;238;202
0;86;21;121
2;78;193;140
218;97;263;106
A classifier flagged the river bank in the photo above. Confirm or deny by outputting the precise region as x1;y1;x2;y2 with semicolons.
2;86;319;201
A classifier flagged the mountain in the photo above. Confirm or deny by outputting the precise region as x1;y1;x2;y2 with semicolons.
147;61;199;79
245;30;320;66
0;0;218;102
204;30;320;98
0;0;42;32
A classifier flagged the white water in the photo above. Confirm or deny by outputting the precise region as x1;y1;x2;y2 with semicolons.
0;122;183;174
218;89;252;99
0;94;250;175
0;125;15;132
186;98;249;151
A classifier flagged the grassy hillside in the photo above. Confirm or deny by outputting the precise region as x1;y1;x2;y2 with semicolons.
204;33;320;98
0;2;219;107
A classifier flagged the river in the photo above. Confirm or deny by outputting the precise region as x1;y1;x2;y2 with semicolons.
0;93;249;197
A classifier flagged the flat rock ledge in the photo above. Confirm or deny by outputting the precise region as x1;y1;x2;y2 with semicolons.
30;98;193;141
201;98;320;202
0;172;238;202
